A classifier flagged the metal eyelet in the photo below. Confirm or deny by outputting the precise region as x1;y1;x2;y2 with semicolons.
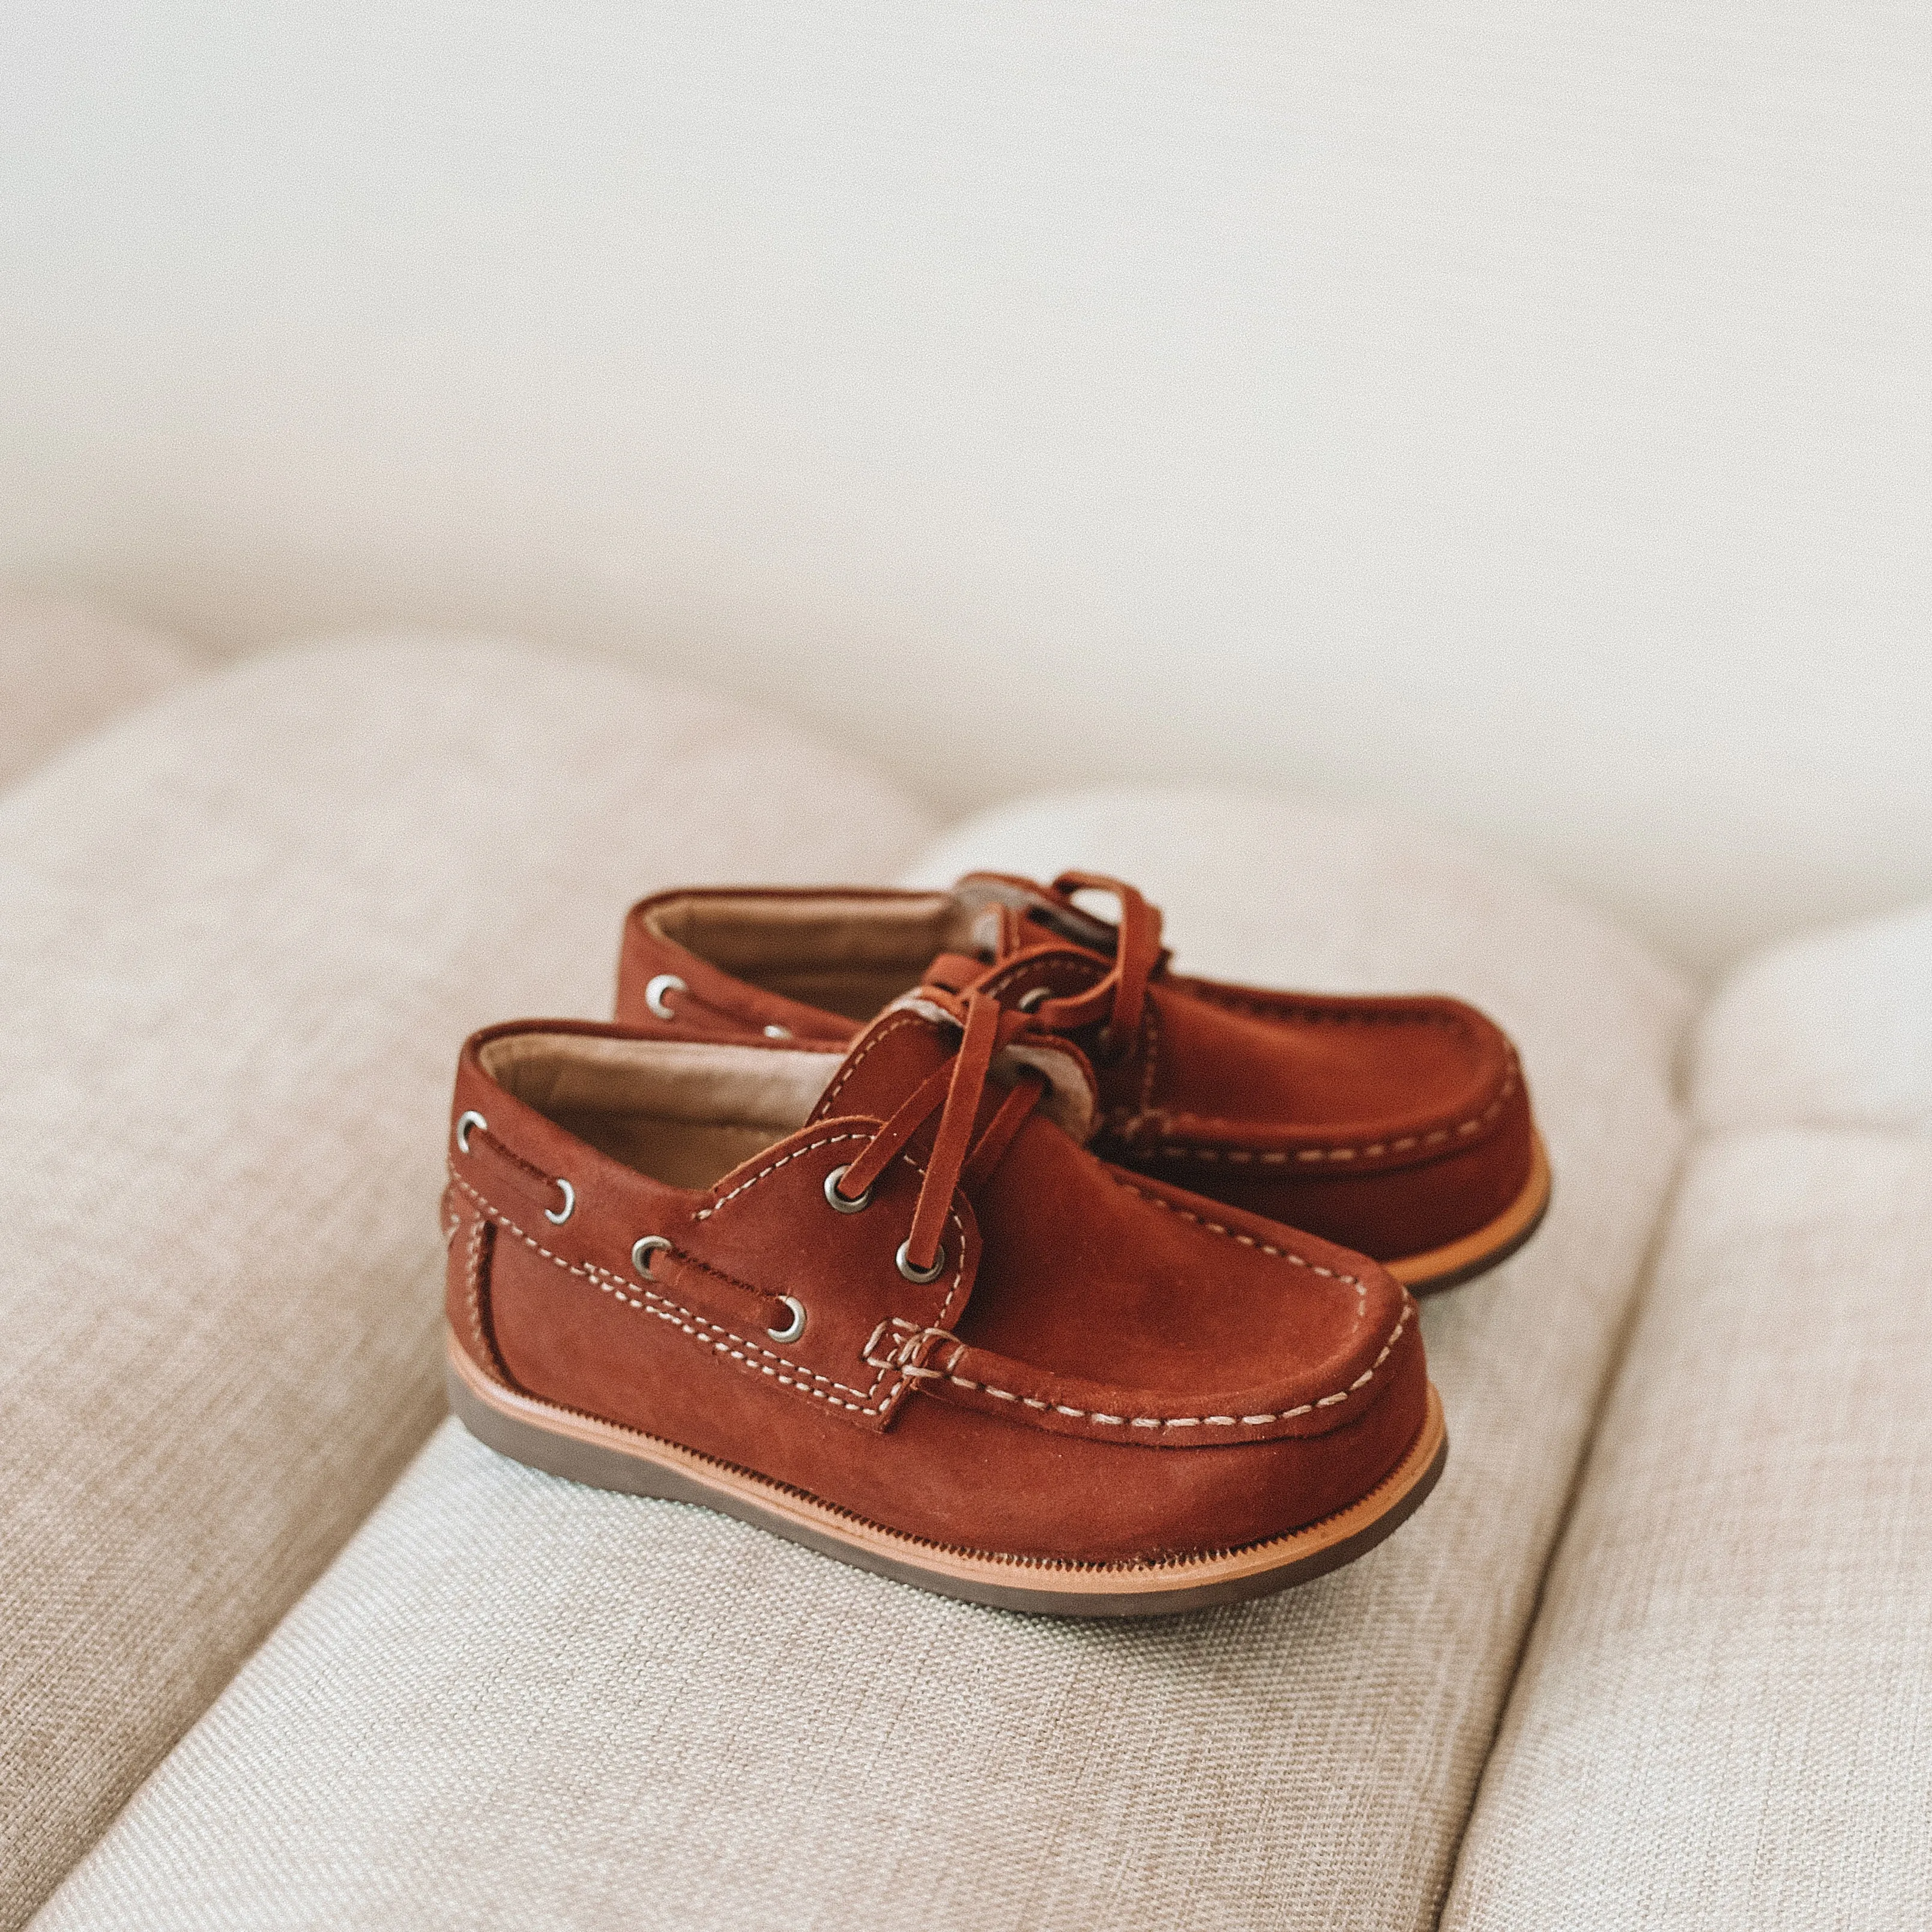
455;1109;487;1153
632;1234;672;1278
1016;986;1051;1013
767;1296;807;1344
545;1178;575;1225
896;1239;947;1284
643;973;686;1021
763;1023;794;1040
824;1165;872;1213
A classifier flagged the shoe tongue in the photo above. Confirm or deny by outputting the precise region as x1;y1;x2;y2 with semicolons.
808;992;1103;1143
955;872;1118;958
808;1002;959;1123
924;950;990;994
930;940;1108;1002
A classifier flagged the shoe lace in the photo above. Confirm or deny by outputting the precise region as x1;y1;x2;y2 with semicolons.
1012;872;1164;1063
827;989;1048;1276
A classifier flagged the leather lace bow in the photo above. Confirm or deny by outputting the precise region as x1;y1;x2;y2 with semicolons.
985;871;1165;1060
829;989;1048;1276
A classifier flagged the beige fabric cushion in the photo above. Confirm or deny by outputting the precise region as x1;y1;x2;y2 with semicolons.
0;595;203;789
37;788;1689;1931
1444;1130;1932;1930
0;637;932;1931
1444;902;1932;1929
1691;900;1932;1134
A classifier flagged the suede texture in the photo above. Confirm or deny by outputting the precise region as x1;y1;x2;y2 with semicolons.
445;1009;1429;1569
615;877;1539;1262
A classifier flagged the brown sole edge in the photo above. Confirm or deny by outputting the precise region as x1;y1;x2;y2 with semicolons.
445;1337;1447;1618
1386;1132;1553;1296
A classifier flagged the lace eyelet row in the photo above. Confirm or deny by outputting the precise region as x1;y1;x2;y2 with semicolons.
824;1164;946;1281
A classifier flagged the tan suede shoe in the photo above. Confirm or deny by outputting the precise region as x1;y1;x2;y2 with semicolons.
613;872;1549;1291
443;989;1443;1615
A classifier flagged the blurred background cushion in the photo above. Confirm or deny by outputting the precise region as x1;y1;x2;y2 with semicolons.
1691;902;1932;1135
0;636;932;1930
0;595;203;789
33;789;1689;1932
1444;901;1932;1930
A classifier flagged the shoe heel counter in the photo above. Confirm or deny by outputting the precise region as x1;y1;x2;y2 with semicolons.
613;901;654;1027
445;1189;506;1383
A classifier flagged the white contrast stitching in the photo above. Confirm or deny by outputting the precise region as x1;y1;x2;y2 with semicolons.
1129;1064;1518;1164
698;1128;973;1335
454;1149;1408;1438
463;1213;489;1363
885;1300;1414;1431
694;1134;871;1218
815;1013;929;1112
1108;1173;1368;1316
450;1170;901;1414
695;1135;969;1329
455;1131;971;1418
1189;988;1475;1031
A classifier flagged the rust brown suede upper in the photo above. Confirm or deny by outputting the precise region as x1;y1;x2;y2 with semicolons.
613;874;1540;1266
443;997;1430;1568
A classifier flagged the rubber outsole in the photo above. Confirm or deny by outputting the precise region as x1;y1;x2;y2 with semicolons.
1386;1132;1552;1295
447;1336;1447;1617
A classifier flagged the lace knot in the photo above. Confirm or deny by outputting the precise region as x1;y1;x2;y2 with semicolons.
1022;873;1164;1057
829;991;1048;1276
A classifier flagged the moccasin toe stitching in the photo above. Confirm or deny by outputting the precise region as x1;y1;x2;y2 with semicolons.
441;1004;1442;1603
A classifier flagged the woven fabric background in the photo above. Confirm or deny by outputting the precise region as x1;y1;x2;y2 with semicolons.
34;788;1689;1931
1691;900;1932;1135
0;596;203;789
0;637;934;1929
1443;1131;1932;1928
1444;902;1932;1928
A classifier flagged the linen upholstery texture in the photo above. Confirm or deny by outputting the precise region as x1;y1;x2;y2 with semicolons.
36;788;1690;1932
1691;899;1932;1135
1443;903;1932;1929
0;596;203;789
0;637;933;1931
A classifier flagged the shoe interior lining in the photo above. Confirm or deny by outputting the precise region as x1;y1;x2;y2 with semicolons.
644;892;983;1023
478;1033;845;1191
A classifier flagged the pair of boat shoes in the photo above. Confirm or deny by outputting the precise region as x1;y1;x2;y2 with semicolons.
444;872;1548;1616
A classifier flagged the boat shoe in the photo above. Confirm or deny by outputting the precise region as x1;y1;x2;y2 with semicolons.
441;986;1444;1615
612;872;1549;1293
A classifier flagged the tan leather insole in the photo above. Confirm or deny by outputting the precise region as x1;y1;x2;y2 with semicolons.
648;893;982;1024
477;1033;844;1191
748;964;925;1022
549;1109;778;1191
